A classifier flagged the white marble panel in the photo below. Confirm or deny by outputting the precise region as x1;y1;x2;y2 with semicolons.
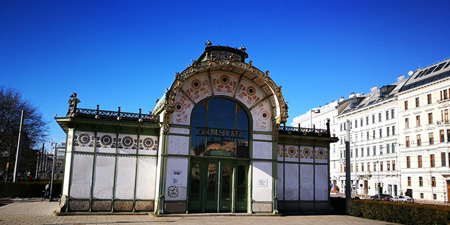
284;163;299;200
250;100;272;132
167;135;189;155
277;145;284;161
300;146;314;163
235;78;265;109
73;131;95;153
169;127;190;135
284;145;298;162
253;134;272;141
300;164;313;201
252;161;273;202
315;165;328;201
210;72;239;97
117;134;137;154
70;153;93;198
138;135;158;155
165;157;188;201
277;163;284;200
181;73;212;103
170;93;194;125
63;129;74;195
315;147;328;163
252;141;273;159
96;132;116;154
92;155;115;199
114;156;136;199
136;156;157;200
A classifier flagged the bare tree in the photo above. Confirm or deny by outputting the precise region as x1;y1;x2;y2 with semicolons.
0;86;48;181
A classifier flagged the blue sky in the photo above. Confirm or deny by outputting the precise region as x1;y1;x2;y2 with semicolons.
2;0;450;150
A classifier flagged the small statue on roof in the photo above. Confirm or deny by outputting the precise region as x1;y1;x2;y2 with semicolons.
67;92;80;117
205;40;212;47
239;45;246;52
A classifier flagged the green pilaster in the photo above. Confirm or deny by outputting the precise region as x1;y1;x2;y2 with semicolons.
132;129;140;212
111;127;119;212
88;129;98;212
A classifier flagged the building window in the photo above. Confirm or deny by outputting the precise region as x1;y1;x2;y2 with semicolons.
355;163;358;172
392;126;395;135
367;163;370;171
429;133;434;145
407;176;411;186
406;156;411;168
373;130;376;139
356;148;358;157
418;155;423;168
406;136;410;147
379;113;382;122
391;109;395;119
404;100;408;110
428;113;433;124
373;146;376;156
350;163;353;172
434;194;437;200
392;143;395;153
392;160;395;171
354;120;358;128
387;127;390;136
372;115;375;124
387;161;390;171
386;111;389;120
432;177;436;187
440;130;445;142
367;131;370;140
361;148;364;157
380;161;383;171
386;143;390;154
380;145;383;155
420;193;424;199
367;147;370;156
362;163;364;171
373;162;376;171
442;109;449;123
431;154;435;168
417;134;421;146
416;115;420;127
448;130;450;142
340;164;343;173
442;152;447;167
419;177;423;187
428;94;432;104
379;129;382;138
415;97;420;107
360;118;363;127
366;116;369;125
405;118;409;129
443;89;448;100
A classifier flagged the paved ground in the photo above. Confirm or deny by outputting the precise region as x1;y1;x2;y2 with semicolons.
0;200;399;225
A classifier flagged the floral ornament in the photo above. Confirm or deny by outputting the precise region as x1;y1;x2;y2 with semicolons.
167;186;179;198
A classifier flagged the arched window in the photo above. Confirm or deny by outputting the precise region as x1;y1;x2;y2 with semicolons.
190;98;249;158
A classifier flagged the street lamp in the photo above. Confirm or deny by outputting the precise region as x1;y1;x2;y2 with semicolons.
310;109;320;128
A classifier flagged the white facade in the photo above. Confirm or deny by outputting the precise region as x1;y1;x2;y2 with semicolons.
397;58;450;203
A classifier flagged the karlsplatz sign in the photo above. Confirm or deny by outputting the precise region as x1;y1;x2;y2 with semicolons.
198;128;245;139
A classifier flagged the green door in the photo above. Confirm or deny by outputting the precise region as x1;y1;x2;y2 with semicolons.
188;159;247;213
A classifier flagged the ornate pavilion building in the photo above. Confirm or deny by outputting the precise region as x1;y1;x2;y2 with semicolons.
55;42;338;214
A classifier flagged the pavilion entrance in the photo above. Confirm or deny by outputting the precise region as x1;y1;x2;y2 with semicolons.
188;158;248;213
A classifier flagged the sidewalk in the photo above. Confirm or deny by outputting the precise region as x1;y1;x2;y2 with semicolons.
0;200;400;225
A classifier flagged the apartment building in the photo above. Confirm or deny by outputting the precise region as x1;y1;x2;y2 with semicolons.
397;58;450;203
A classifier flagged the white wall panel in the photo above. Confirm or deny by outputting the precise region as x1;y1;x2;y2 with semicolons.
315;165;328;201
300;164;313;201
73;131;95;153
300;146;314;163
165;157;188;201
277;163;284;200
136;156;157;200
96;132;116;154
70;153;93;198
252;161;273;202
114;156;136;199
315;147;328;164
284;164;299;200
118;134;137;154
138;135;158;156
284;145;298;162
169;127;190;135
92;155;115;199
252;141;273;159
167;135;189;155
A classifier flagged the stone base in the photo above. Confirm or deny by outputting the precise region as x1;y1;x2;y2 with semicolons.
164;202;186;213
252;202;272;213
114;201;133;212
135;201;154;211
91;200;112;211
69;200;89;211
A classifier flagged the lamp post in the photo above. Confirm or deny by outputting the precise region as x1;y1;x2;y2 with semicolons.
310;109;320;128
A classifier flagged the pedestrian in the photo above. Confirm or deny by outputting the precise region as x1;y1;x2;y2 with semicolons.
44;182;50;199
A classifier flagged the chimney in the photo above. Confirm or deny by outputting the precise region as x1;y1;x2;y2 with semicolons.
339;97;345;102
349;92;355;98
398;74;405;82
370;86;378;92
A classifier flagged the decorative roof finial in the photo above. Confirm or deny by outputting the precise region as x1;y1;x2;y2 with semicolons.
205;40;212;47
239;45;246;52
